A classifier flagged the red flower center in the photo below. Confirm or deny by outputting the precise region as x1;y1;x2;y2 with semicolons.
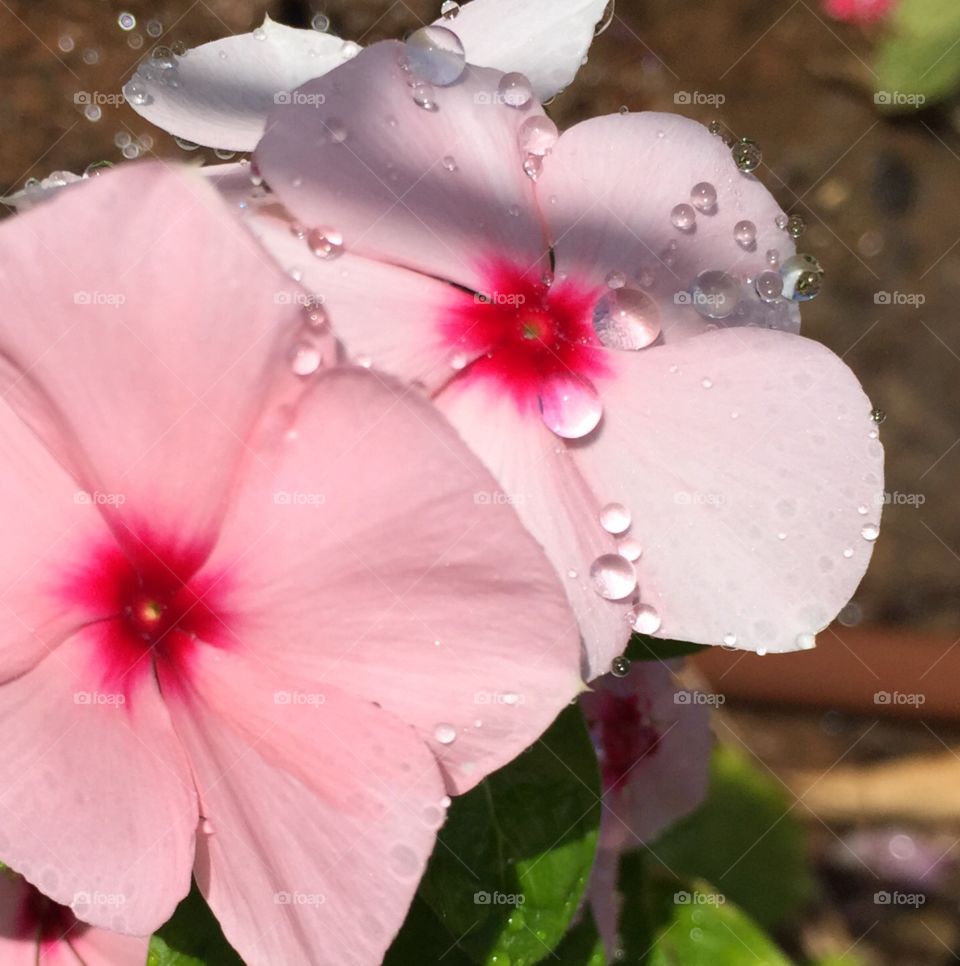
595;691;662;792
58;530;232;702
441;261;610;408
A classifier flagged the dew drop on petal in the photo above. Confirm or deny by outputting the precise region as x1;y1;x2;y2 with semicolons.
780;253;824;302
843;547;855;558
538;373;602;439
498;72;533;108
861;523;880;541
611;655;631;677
410;81;439;111
870;407;886;424
522;155;542;180
754;270;783;302
599;502;632;534
722;633;738;646
670;203;696;232
440;0;461;18
786;214;806;238
442;155;457;171
592;287;662;350
388;843;423;880
692;270;740;319
734;220;756;249
404;26;466;86
732;137;762;172
290;342;321;376
518;115;558;156
606;270;626;289
433;723;457;745
766;248;780;267
617;537;642;561
307;227;344;259
690;181;717;212
796;633;816;650
631;604;662;634
589;554;637;600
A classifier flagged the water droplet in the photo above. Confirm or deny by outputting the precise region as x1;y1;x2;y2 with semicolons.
567;569;578;579
502;692;520;705
592;287;662;350
617;537;642;561
843;547;855;559
734;220;756;249
389;843;423;880
780;253;824;301
690;182;717;213
599;502;631;534
522;155;542;180
701;377;713;389
442;155;457;172
722;633;738;646
434;723;457;745
611;655;631;677
766;248;780;267
589;554;637;600
538;373;602;439
410;81;439;111
84;160;113;178
631;604;662;634
325;117;348;143
518;115;558;156
670;203;696;232
786;214;805;238
795;633;816;650
252;26;267;41
448;350;469;370
440;0;461;18
118;12;136;31
732;137;762;172
174;136;200;151
860;523;880;541
303;302;328;330
404;26;466;86
341;40;361;60
201;818;214;835
857;504;869;515
122;79;153;106
605;270;626;289
290;342;322;376
498;72;534;109
754;270;783;303
691;270;740;319
307;227;344;259
312;12;330;31
870;407;886;424
775;214;788;230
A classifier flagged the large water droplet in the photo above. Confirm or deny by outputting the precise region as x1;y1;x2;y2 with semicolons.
498;72;533;108
690;182;717;213
631;604;662;634
518;116;558;156
754;270;783;303
691;270;740;319
122;79;153;106
290;341;322;376
434;723;457;744
404;26;466;86
410;81;439;111
860;523;880;541
538;373;602;439
599;502;632;534
734;220;756;249
732;138;762;172
780;253;823;301
589;554;637;600
670;203;696;232
307;227;344;259
592;287;662;349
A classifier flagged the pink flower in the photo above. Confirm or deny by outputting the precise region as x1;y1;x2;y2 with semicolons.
0;163;581;964
124;0;611;151
234;42;884;679
581;663;712;952
0;869;147;965
824;0;894;24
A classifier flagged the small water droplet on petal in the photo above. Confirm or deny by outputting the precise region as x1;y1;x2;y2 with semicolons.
518;115;558;155
631;604;662;634
433;723;457;745
599;502;631;534
498;72;533;108
690;182;717;213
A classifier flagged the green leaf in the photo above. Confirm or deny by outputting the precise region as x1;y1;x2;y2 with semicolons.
649;745;812;930
151;881;243;966
875;0;960;108
618;854;793;965
550;910;607;966
383;895;473;966
413;704;601;966
626;633;708;662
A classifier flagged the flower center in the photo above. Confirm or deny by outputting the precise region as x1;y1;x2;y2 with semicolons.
58;531;231;702
442;261;611;413
595;691;661;792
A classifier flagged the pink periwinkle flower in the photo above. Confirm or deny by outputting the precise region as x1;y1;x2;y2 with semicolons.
226;41;883;679
0;163;581;965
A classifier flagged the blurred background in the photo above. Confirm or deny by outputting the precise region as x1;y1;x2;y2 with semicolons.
1;0;958;962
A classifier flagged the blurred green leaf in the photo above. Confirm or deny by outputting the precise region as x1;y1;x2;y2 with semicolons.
551;910;607;965
626;634;708;662
876;0;960;108
412;705;601;966
150;881;243;966
648;745;812;930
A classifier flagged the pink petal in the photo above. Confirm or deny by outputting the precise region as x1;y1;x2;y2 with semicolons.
162;646;446;966
255;42;548;291
204;368;582;793
537;112;800;343
67;927;150;966
579;327;884;654
435;0;611;101
0;630;197;934
438;377;633;678
0;161;311;556
239;200;462;392
125;17;356;152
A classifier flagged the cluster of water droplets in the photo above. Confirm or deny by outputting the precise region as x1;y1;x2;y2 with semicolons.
123;44;185;107
288;295;330;377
